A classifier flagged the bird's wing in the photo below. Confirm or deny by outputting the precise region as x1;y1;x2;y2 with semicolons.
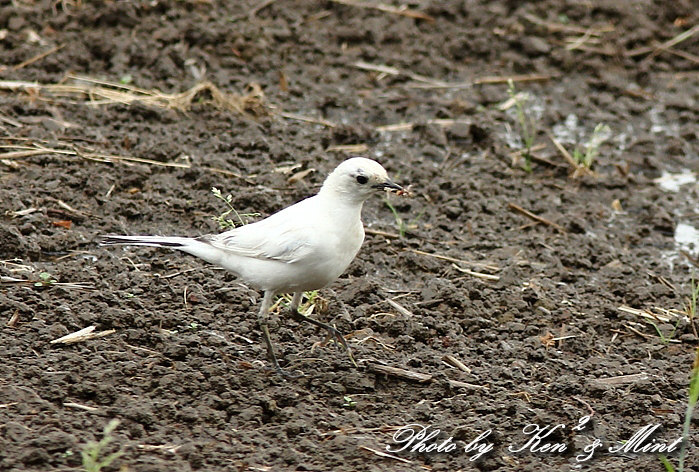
202;199;319;264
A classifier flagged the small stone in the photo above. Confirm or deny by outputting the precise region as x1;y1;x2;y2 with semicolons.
520;36;551;55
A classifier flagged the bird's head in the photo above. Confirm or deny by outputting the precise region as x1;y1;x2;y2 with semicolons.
320;157;403;204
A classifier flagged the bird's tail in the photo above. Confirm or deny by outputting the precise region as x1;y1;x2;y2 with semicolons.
101;235;223;267
101;235;193;248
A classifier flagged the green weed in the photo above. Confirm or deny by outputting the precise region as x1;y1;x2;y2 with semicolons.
280;290;325;316
34;272;58;287
211;187;260;229
659;347;699;471
342;395;357;409
384;196;423;238
572;123;611;169
81;419;123;472
684;275;699;337
507;79;539;172
647;317;682;345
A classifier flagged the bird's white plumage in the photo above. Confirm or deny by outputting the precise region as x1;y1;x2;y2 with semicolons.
104;157;399;293
102;157;401;374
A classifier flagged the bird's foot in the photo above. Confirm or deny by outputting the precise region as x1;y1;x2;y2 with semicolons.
275;366;305;378
292;309;358;367
318;325;358;368
262;363;304;378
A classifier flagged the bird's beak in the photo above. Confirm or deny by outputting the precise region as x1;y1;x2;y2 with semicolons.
373;179;403;192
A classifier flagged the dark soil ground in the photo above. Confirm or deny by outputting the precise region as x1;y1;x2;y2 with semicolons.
2;1;699;471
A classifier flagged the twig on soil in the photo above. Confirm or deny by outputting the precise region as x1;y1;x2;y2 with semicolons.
6;207;39;218
451;263;501;282
50;326;116;344
354;61;552;89
325;144;369;153
521;13;615;36
658;47;699;65
278;111;337;128
366;361;487;389
320;425;403;437
409;249;499;272
331;0;435;23
248;0;278;17
64;402;100;412
124;343;161;356
0;259;33;272
510;391;532;402
1;275;96;291
376;119;470;132
137;444;182;455
0;75;270;118
52;198;92;219
507;202;566;233
646;271;676;292
448;379;488;390
0;142;190;168
640;23;699;65
573;396;596;417
509;144;562;169
565;27;599;51
385;298;414;317
353;61;449;87
472;74;552;86
0;112;22;127
0;148;49;160
624;323;654;340
593;373;649;386
681;250;699;269
366;363;432;382
618;305;689;324
354;334;396;351
442;354;471;373
154;268;199;280
12;44;65;71
365;228;401;239
6;310;19;328
548;132;596;178
407;74;554;89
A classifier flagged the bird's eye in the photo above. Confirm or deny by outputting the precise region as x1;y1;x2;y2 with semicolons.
356;175;369;185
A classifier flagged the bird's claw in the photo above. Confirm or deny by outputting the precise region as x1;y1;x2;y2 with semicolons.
262;364;304;378
276;367;305;378
319;325;358;368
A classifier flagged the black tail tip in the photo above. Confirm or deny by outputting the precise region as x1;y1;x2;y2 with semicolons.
99;236;184;247
100;236;134;246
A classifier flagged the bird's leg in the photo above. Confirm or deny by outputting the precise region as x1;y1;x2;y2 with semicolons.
258;291;301;377
290;291;357;367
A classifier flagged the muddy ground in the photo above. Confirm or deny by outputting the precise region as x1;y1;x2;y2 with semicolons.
1;0;699;471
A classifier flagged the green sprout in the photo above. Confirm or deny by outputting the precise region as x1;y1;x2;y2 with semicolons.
342;395;357;409
211;187;260;230
646;317;681;344
684;274;699;338
659;347;699;471
81;419;123;472
34;272;58;287
384;196;424;238
280;290;324;316
507;79;539;172
572;123;611;169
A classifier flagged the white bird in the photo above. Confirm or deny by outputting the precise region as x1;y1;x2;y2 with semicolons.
102;157;403;376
